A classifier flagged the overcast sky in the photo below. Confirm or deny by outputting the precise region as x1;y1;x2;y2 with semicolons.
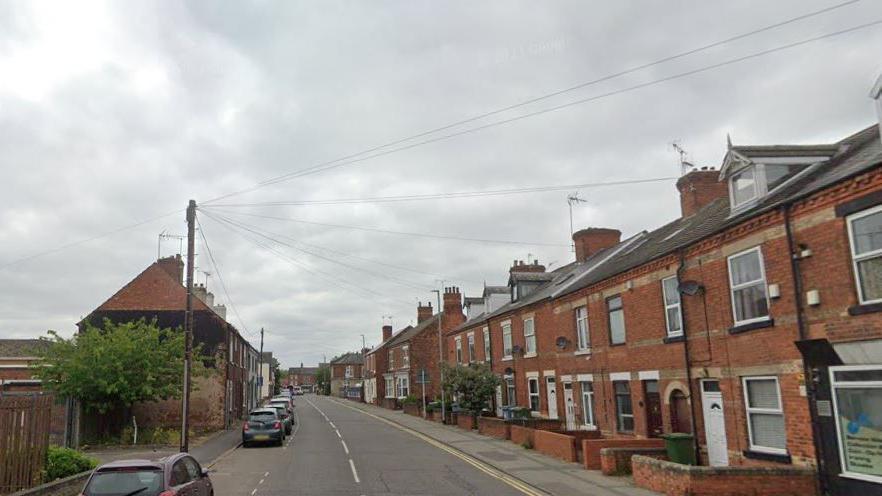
1;0;881;368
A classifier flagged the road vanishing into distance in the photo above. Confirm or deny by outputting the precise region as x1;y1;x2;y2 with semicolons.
209;395;527;496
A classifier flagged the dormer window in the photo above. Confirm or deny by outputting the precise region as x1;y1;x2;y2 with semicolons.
730;166;757;207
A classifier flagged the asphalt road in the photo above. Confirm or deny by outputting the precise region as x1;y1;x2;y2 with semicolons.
209;394;527;496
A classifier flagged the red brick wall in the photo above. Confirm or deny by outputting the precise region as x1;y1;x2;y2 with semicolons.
599;447;667;475
632;455;817;496
584;438;665;470
456;412;476;430
533;429;577;462
477;417;510;439
510;425;534;447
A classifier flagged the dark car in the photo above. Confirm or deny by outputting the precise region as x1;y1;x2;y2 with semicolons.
263;403;293;435
82;453;212;496
243;408;285;447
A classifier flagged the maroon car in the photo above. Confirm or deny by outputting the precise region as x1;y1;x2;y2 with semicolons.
81;453;213;496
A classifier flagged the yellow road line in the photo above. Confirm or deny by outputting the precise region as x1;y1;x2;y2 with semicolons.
328;398;548;496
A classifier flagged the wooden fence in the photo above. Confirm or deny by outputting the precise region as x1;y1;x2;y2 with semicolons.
0;393;53;495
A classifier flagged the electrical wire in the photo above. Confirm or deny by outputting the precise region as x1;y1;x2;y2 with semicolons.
201;207;571;247
196;215;255;337
201;5;873;204
205;176;679;208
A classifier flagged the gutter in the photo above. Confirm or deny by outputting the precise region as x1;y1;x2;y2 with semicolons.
783;204;826;495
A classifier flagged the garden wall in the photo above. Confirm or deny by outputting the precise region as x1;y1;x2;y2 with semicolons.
509;425;534;447
533;430;578;462
599;447;667;475
583;438;664;470
477;417;510;440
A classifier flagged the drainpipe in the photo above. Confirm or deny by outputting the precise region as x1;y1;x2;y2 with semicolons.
677;249;702;465
783;204;826;495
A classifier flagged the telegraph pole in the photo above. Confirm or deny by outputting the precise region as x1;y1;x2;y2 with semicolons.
180;199;196;453
258;328;265;399
432;288;446;423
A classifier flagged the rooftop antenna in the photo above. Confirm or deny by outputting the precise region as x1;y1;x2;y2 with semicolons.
382;315;394;328
201;270;212;288
157;231;186;259
567;192;587;252
671;141;695;175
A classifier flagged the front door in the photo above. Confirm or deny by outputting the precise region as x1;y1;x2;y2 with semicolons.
563;381;576;430
643;380;663;437
701;380;729;466
546;376;558;419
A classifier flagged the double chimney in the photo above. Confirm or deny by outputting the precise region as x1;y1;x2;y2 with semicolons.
417;302;433;323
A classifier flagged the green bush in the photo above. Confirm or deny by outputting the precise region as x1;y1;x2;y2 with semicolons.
401;395;419;405
45;446;98;481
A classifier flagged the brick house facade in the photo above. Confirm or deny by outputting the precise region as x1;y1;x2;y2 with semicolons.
445;120;882;494
330;352;364;399
364;325;395;405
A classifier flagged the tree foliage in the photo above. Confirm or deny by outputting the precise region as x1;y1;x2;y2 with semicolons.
315;364;331;395
33;318;204;413
441;362;501;414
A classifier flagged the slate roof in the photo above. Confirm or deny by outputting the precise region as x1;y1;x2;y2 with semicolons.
463;297;483;305
0;339;48;358
509;272;555;283
385;314;441;347
483;286;508;295
450;124;882;334
330;352;364;365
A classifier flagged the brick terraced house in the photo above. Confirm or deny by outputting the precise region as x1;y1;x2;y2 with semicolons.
364;325;397;405
446;107;882;493
80;255;259;435
330;351;364;400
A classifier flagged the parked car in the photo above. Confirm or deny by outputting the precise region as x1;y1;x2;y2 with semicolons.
270;396;293;410
243;408;285;447
263;404;293;435
82;454;213;496
292;386;303;396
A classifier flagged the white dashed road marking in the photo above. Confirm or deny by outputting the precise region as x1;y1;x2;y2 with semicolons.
341;440;349;455
308;397;362;485
349;459;360;484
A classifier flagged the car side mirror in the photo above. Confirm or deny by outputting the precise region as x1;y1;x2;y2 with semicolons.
202;468;212;477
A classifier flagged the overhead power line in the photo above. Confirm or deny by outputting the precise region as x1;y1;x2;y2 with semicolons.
196;215;255;337
206;176;679;208
201;207;572;247
201;2;869;204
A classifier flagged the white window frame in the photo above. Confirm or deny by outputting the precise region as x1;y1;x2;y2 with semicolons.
455;337;463;364
527;377;540;412
502;323;513;359
575;306;590;350
607;295;626;345
614;380;634;432
847;205;882;305
580;380;596;429
505;375;516;407
727;246;771;326
397;375;410;398
829;365;882;484
523;318;536;357
482;327;490;363
384;376;395;398
402;344;410;369
742;376;787;455
661;275;683;337
728;164;759;209
467;333;475;363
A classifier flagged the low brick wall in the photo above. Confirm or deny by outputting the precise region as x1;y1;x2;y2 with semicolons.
507;418;561;431
632;455;818;496
599;447;667;475
510;425;535;447
560;430;601;462
456;412;477;430
403;402;421;416
477;417;510;440
381;398;399;410
9;471;91;496
534;429;578;462
583;438;664;470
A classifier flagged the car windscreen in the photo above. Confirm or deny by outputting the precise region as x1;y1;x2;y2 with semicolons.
85;469;164;496
248;412;276;421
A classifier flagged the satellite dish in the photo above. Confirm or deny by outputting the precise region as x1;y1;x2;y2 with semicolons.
555;336;569;350
678;280;704;296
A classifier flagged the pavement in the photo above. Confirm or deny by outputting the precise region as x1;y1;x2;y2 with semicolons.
331;397;660;496
86;427;243;467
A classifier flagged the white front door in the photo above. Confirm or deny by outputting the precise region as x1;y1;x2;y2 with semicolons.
546;376;558;419
701;380;729;466
563;381;575;430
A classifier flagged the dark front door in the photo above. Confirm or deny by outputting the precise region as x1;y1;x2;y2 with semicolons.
644;380;663;438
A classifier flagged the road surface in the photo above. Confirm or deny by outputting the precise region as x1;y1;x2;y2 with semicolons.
209;394;528;496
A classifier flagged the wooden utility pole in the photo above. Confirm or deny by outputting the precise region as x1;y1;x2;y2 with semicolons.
180;199;196;453
258;328;264;399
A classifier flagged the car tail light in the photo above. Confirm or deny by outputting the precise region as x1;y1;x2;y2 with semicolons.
274;421;281;429
243;422;249;431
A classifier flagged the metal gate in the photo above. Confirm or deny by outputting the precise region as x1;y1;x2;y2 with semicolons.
0;393;53;494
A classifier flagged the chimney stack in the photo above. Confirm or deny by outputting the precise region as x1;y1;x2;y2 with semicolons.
442;287;465;328
417;301;433;323
676;167;727;217
382;325;393;342
157;254;184;285
509;259;546;273
572;228;621;262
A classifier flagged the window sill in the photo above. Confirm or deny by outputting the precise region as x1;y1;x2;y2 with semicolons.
501;357;513;362
848;302;882;316
663;335;685;344
742;450;791;464
522;352;537;359
728;318;774;335
609;342;626;347
574;349;592;356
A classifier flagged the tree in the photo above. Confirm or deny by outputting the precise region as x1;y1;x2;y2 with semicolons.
271;357;282;395
441;362;501;415
33;318;204;414
315;365;331;395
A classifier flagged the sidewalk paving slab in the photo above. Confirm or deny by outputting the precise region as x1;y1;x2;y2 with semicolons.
333;399;660;496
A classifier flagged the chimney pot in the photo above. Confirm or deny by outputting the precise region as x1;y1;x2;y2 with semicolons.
382;325;393;342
